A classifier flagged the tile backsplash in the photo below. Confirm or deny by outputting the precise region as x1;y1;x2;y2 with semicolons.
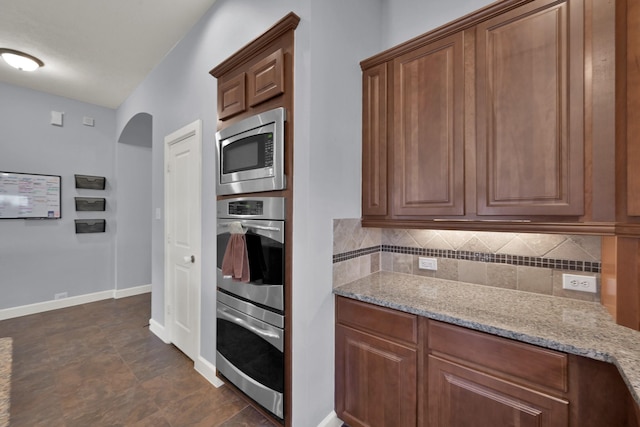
332;218;602;302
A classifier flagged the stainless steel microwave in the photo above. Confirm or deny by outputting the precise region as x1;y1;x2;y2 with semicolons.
215;107;286;195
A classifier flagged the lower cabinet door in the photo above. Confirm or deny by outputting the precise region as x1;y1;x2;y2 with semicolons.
336;325;417;427
428;355;568;427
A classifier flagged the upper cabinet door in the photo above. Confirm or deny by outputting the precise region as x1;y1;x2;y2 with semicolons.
476;0;584;216
392;32;465;217
218;73;246;120
248;48;285;107
362;63;388;217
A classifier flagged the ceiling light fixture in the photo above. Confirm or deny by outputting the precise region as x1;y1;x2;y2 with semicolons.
0;48;44;71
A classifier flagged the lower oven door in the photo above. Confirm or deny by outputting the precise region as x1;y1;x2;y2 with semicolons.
216;291;284;419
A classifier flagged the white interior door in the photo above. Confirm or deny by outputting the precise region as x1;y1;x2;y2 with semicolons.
164;120;202;361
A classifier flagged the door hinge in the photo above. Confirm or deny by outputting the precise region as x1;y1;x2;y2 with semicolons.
167;305;171;315
167;163;171;173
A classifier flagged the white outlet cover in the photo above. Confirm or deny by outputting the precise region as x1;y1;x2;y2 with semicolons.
562;273;597;293
54;292;68;300
418;257;438;271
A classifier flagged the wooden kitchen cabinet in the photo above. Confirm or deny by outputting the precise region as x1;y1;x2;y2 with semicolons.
247;48;284;107
362;31;465;219
362;63;388;217
427;320;569;427
211;15;297;125
475;0;584;216
214;48;284;121
217;72;246;120
428;356;569;426
427;354;640;427
336;296;640;426
335;297;419;427
360;0;640;329
336;326;418;427
392;32;465;217
360;0;613;230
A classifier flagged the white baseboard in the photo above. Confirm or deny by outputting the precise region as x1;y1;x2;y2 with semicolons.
146;321;223;389
114;284;151;299
0;285;152;321
194;357;339;425
195;355;225;388
317;411;343;427
0;290;113;321
148;318;170;343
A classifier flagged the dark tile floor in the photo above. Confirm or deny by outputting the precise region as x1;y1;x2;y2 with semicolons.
0;293;278;427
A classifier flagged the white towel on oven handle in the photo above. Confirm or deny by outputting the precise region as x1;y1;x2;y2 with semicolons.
228;221;246;235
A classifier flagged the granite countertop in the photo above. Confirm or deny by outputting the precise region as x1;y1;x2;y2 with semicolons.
333;271;640;406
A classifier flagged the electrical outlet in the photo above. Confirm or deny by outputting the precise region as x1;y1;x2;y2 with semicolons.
562;274;597;293
418;257;438;271
54;292;68;300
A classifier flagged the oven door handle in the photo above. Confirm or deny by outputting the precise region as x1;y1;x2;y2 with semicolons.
217;305;284;352
218;223;281;232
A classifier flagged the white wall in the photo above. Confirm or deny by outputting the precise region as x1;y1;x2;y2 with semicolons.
0;82;116;308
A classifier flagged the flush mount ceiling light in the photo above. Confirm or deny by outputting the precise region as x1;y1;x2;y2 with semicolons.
0;48;44;71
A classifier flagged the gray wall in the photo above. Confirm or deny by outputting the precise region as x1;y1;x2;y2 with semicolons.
116;113;152;290
0;82;117;308
381;0;496;48
0;0;498;422
116;1;377;423
291;1;382;423
115;0;496;424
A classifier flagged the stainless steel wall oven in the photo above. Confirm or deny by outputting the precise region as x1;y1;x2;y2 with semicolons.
216;196;285;420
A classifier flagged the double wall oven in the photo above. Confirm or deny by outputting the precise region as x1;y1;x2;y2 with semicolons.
215;196;285;420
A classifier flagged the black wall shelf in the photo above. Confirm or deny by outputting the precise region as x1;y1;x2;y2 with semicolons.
75;197;106;211
75;174;106;190
75;219;106;234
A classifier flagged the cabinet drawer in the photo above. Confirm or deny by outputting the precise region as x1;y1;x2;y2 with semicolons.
428;355;569;426
429;321;568;393
336;297;418;346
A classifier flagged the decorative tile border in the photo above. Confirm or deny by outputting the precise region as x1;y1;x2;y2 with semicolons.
333;244;601;273
332;246;380;263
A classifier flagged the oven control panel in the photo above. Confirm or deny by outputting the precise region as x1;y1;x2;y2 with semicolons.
218;196;285;220
228;200;263;216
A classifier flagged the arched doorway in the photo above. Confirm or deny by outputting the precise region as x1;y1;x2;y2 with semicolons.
116;112;152;291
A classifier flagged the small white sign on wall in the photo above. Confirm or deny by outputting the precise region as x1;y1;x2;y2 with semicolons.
50;110;63;126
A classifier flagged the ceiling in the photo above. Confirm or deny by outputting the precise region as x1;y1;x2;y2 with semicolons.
0;0;218;109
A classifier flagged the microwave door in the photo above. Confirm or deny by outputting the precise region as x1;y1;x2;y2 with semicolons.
216;107;286;195
220;128;272;183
